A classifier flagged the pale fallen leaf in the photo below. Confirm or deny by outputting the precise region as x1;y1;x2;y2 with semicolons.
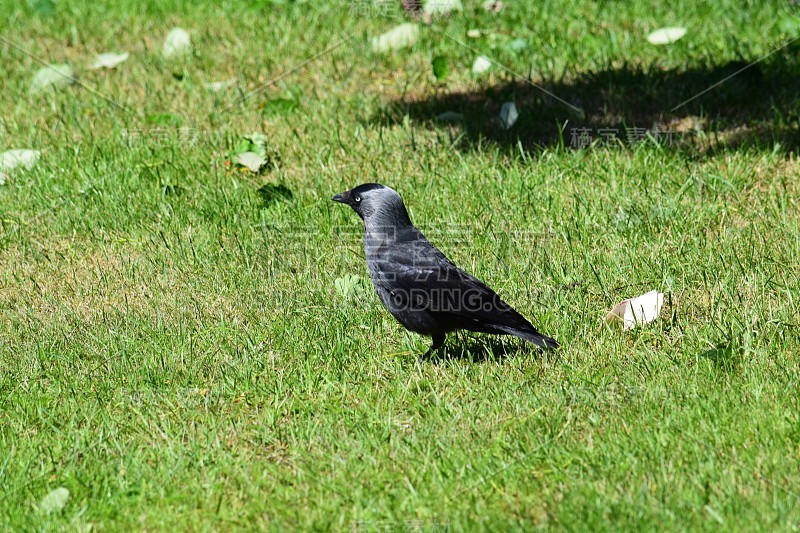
466;29;482;38
204;78;237;91
39;487;69;514
236;151;266;173
472;55;492;74
29;64;74;94
371;23;419;53
436;111;463;123
647;27;687;45
482;0;503;12
335;274;362;298
423;0;462;16
0;149;40;172
90;52;129;69
499;101;518;129
605;290;665;330
506;38;529;52
162;27;192;58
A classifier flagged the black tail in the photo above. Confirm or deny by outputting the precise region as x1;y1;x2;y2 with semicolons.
494;325;559;350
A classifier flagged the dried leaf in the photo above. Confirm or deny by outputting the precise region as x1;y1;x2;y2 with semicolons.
499;101;518;129
90;52;129;69
0;149;40;172
505;38;529;53
423;0;462;16
605;290;665;330
236;151;267;173
162;27;192;58
472;55;491;74
29;64;74;94
205;78;237;91
39;487;69;514
647;27;687;45
371;23;419;53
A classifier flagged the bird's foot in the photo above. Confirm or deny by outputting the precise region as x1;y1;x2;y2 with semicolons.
418;334;447;364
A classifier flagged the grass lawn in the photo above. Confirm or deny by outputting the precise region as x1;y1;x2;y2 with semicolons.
2;0;800;529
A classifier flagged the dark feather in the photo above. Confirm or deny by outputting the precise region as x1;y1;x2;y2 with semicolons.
369;226;559;349
332;182;559;357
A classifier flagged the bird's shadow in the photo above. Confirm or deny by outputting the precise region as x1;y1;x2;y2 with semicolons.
426;334;539;364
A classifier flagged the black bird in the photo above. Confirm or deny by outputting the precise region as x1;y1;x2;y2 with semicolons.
332;183;558;359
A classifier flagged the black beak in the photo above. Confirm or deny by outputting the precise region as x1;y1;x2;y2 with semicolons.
331;191;349;204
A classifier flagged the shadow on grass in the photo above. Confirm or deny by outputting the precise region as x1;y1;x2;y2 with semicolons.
698;342;743;372
430;333;544;363
372;50;800;153
257;183;294;207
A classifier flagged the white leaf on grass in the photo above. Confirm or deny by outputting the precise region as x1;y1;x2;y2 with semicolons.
39;487;69;514
29;64;74;94
646;27;687;45
506;38;529;52
235;151;266;173
605;290;665;330
466;29;482;38
0;149;40;172
371;23;419;53
162;28;192;58
436;111;463;123
423;0;462;16
205;78;237;91
499;101;518;129
472;55;492;74
90;52;129;69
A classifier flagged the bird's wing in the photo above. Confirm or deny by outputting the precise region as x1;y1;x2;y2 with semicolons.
372;234;535;333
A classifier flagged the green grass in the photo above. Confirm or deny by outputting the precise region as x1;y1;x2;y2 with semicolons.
2;0;800;530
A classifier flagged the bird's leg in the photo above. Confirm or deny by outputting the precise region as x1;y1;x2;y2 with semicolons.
419;333;446;364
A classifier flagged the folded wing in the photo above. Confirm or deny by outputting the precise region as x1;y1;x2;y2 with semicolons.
370;232;558;349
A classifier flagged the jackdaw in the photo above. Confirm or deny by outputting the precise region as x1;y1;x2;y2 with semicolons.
332;183;559;359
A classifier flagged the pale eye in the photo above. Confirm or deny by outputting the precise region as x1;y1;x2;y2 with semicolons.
354;196;362;203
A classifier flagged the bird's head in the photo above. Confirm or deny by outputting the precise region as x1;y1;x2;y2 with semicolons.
331;183;412;226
